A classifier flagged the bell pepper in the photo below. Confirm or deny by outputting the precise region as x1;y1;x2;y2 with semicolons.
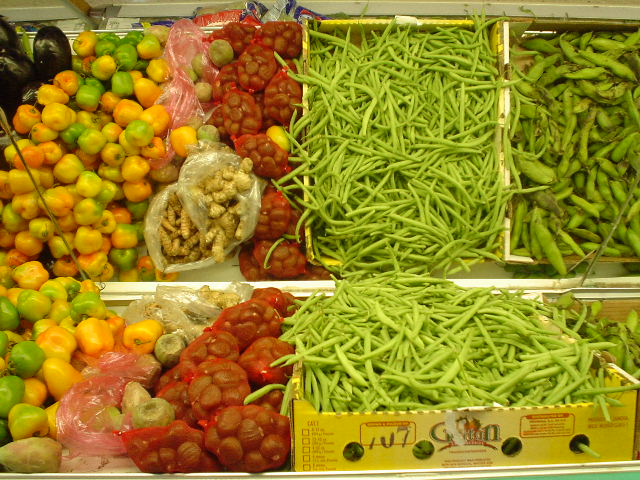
0;331;7;358
16;290;51;325
91;55;117;81
48;299;71;323
36;84;69;106
114;43;138;71
58;316;76;335
79;280;100;294
8;169;38;195
21;377;48;407
100;142;126;167
70;291;107;322
77;128;107;156
0;376;25;418
30;122;59;144
45;401;59;439
93;210;117;235
113;99;143;128
146;58;171;83
12;105;41;135
140;136;166;159
53;70;81;97
100;91;121;114
95;180;120;207
47;235;72;259
120;31;144;47
29;217;54;242
8;341;45;378
122;319;164;355
85;77;106;95
121;155;150;183
95;38;118;57
52;153;84;184
31;318;57;340
72;30;97;57
123;179;152;203
111;223;139;249
76;171;103;198
41;103;76;132
111;71;135;97
6;287;24;307
11;192;39;221
36;325;77;363
56;277;80;300
125;199;149;222
74;199;104;228
75;317;114;357
12;261;49;291
155;269;179;282
0;419;9;446
0;266;13;289
136;34;162;60
95;262;115;282
124;119;154;148
40;186;74;217
101;122;123;143
77;252;109;279
0;297;19;331
107;315;125;340
75;84;102;112
139;104;170;137
136;255;155;281
98;32;120;44
38;279;67;302
8;403;49;440
42;358;83;401
76;111;101;130
108;248;138;272
133;78;162;108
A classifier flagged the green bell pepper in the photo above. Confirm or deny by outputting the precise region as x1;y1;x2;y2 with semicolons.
0;376;25;418
16;290;51;323
31;318;57;340
0;297;19;331
108;248;138;272
59;122;87;147
95;38;118;57
125;199;149;221
0;418;10;446
56;277;81;300
120;30;144;47
110;71;134;97
70;292;107;322
8;341;45;379
113;43;138;71
75;85;102;112
98;32;121;44
0;331;8;357
8;403;49;440
84;77;107;95
38;279;68;302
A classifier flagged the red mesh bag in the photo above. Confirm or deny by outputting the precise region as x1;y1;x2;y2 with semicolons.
263;70;302;125
180;330;240;375
253;240;306;279
208;22;256;56
251;287;297;317
254;187;293;240
234;133;289;179
237;44;278;92
156;381;198;428
122;420;221;473
207;104;229;140
209;298;282;350
212;62;240;102
301;264;333;280
249;388;284;413
222;88;263;137
238;336;294;387
254;91;277;130
188;358;251;420
239;242;270;281
154;363;189;395
204;405;291;472
255;21;303;59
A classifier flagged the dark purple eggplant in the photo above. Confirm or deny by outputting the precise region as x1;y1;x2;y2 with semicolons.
33;25;71;82
0;17;22;53
0;47;36;119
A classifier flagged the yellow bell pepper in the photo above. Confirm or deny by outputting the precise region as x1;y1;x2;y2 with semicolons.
36;326;77;363
122;319;164;355
42;357;84;401
21;377;48;407
45;401;60;439
75;317;114;357
8;403;49;439
79;279;100;294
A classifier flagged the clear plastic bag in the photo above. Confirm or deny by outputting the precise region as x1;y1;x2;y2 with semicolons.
122;283;252;343
176;142;264;264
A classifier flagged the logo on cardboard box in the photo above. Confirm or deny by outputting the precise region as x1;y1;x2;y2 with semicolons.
430;415;501;450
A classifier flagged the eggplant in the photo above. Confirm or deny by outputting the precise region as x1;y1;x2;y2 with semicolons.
33;25;71;82
0;17;22;53
0;47;36;119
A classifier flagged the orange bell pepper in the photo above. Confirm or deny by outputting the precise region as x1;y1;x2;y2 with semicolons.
77;251;109;278
99;91;121;113
41;186;75;217
42;357;84;401
122;179;152;202
41;102;76;132
12;105;41;135
52;256;79;278
139;104;170;137
0;228;16;249
36;325;77;363
12;191;40;220
14;230;44;257
37;84;69;106
39;140;66;165
155;269;179;282
121;155;150;183
53;70;81;96
122;319;164;354
36;166;55;189
133;78;162;109
140;136;166;159
12;261;49;290
75;317;114;357
146;58;171;83
112;99;143;127
21;377;48;407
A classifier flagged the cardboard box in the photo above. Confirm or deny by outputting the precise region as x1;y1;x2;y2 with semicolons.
502;20;640;267
300;17;508;268
290;293;640;471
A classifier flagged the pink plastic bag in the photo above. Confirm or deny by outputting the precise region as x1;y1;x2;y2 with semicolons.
153;19;219;169
56;352;162;456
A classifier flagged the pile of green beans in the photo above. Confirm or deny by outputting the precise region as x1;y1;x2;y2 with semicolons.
276;272;639;414
278;16;511;278
506;28;640;274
